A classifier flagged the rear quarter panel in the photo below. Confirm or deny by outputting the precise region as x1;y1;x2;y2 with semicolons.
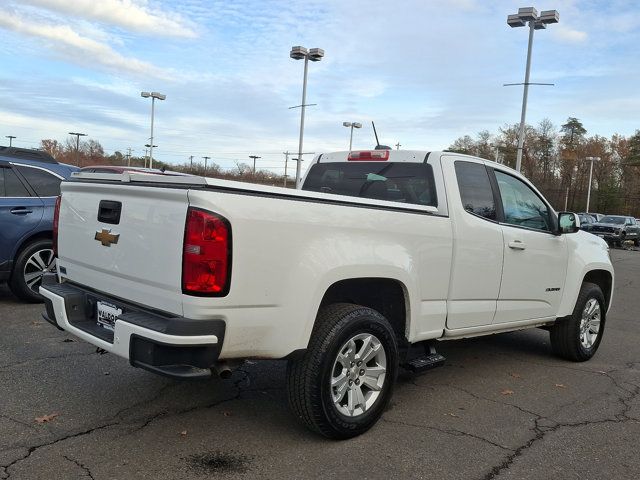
184;188;453;358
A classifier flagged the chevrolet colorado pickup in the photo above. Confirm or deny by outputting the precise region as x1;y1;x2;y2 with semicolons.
40;150;614;438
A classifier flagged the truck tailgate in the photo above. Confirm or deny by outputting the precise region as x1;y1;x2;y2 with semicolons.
57;181;188;316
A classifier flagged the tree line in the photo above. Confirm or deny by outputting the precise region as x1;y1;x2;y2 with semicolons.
38;119;640;216
39;137;290;187
448;118;640;217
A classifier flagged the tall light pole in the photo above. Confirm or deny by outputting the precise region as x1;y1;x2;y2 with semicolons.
140;91;166;169
290;45;324;188
343;122;362;151
202;156;210;175
507;7;559;172
69;132;87;166
249;155;261;174
5;135;16;147
584;156;600;213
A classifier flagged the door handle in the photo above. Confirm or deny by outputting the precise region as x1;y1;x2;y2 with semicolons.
508;240;527;250
10;207;33;215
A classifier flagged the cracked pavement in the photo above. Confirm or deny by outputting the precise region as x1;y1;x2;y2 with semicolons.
1;249;638;479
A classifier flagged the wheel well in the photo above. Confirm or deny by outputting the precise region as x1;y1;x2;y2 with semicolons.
12;231;52;273
319;278;409;345
583;270;613;310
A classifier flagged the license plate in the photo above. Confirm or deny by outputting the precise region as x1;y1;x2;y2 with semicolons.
97;301;122;331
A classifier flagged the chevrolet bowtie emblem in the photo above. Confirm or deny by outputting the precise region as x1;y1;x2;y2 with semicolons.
94;229;120;247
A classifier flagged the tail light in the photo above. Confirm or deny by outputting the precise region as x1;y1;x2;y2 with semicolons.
182;207;231;296
348;150;390;161
52;195;61;257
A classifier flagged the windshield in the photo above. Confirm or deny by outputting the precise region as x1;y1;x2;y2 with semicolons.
599;216;625;224
302;162;437;207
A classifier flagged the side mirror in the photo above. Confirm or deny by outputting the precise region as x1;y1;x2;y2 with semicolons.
558;212;580;234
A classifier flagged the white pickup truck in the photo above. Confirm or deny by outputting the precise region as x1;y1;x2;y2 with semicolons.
40;149;614;438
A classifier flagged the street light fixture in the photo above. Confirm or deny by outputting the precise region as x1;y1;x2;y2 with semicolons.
584;156;600;213
508;6;559;173
69;132;87;166
290;45;324;188
141;91;166;169
343;122;362;151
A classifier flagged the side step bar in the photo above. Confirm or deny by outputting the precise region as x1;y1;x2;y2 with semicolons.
401;342;446;373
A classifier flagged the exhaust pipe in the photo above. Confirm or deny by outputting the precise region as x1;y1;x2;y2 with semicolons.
213;360;241;379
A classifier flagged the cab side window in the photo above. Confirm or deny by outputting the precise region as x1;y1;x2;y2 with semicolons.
15;166;61;197
454;161;496;220
494;171;551;232
3;167;31;197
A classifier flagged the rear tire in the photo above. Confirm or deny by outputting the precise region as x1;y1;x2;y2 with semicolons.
550;282;605;362
8;239;55;303
287;303;398;439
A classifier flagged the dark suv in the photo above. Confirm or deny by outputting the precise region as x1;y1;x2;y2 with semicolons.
0;147;78;301
590;215;640;247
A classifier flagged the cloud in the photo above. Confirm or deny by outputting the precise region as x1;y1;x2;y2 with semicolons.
553;26;588;43
19;0;196;38
0;11;167;77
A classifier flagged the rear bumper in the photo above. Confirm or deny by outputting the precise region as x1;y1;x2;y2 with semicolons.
39;274;225;379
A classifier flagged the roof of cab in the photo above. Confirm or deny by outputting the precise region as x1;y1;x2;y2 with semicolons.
313;149;523;177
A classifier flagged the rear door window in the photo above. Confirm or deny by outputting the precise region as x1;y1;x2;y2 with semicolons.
302;162;437;207
15;166;61;197
3;167;31;197
454;161;496;220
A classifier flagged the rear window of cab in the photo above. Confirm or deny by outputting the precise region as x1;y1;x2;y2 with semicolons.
302;162;437;207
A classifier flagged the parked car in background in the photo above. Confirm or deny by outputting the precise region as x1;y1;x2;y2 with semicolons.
0;147;78;301
590;213;605;222
590;215;640;247
577;213;596;231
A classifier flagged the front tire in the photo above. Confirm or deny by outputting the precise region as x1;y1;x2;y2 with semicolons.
8;239;55;303
287;303;398;439
550;282;605;362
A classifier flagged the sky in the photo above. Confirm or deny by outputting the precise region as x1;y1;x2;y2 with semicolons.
0;0;638;174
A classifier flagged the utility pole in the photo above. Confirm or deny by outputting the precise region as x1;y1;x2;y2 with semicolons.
69;132;87;166
144;148;149;166
126;147;133;166
283;151;290;187
5;135;16;147
584;156;601;213
202;156;210;175
395;142;401;150
284;151;314;187
189;155;194;169
249;155;261;174
144;144;157;169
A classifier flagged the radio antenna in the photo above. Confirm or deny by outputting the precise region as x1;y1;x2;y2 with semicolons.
371;121;391;150
372;121;380;148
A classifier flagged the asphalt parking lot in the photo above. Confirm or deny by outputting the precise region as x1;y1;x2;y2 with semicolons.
1;248;638;480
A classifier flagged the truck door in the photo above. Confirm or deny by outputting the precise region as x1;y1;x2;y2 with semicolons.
491;169;567;323
444;159;504;329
